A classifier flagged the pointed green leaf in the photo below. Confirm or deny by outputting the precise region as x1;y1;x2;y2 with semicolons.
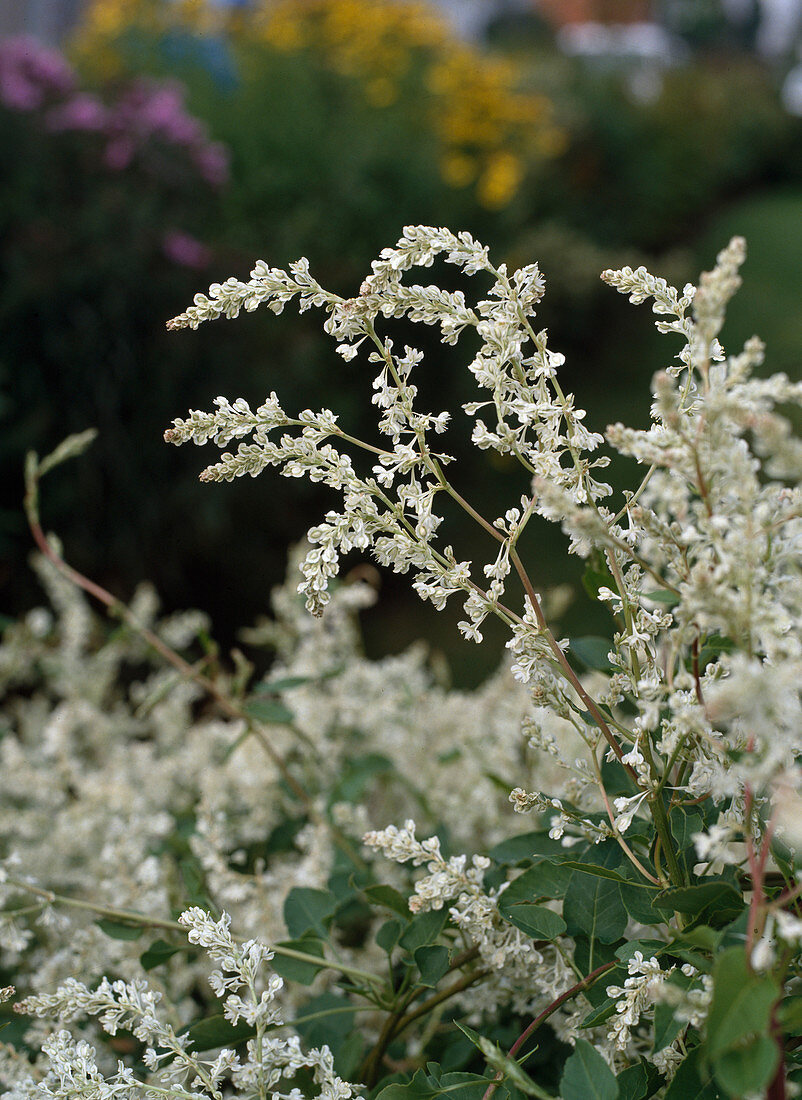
180;1013;255;1052
501;861;574;905
643;589;680;608
713;1035;780;1097
569;636;615;671
580;998;619;1029
616;1061;662;1100
271;938;326;984
488;832;567;866
361;884;412;918
707;947;779;1060
255;676;310;693
139;939;181;970
376;919;404;955
497;900;566;941
415;945;450;987
558;861;642;885
651;882;743;926
664;1048;723;1099
455;1024;549;1098
243;697;294;724
283;887;336;939
375;1069;496;1100
563;874;627;944
398;908;449;953
96;919;144;941
560;1038;618;1100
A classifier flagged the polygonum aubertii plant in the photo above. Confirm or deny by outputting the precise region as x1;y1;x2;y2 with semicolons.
4;227;802;1099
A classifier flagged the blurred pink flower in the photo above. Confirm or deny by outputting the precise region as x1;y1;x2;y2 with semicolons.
0;36;74;112
195;141;229;187
104;136;136;170
0;41;230;192
45;93;108;132
162;230;212;269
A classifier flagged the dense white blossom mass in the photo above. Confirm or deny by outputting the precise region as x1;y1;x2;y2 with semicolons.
4;227;802;1096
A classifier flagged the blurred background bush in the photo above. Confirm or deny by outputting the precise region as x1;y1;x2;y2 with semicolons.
2;0;802;683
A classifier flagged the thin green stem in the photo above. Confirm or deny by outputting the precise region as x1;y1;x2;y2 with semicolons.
4;878;384;988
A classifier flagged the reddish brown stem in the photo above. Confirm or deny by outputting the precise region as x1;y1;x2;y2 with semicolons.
481;960;617;1100
768;1007;786;1100
509;549;637;783
24;475;367;866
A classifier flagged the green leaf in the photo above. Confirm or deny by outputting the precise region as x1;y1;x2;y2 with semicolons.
563;873;628;944
331;753;394;803
560;1038;618;1100
777;996;802;1034
615;1064;646;1100
293;992;354;1053
558;861;640;886
283;887;337;939
582;559;616;601
398;908;449;953
361;883;412;918
180;856;214;909
713;1035;780;1097
651;882;743;926
653;1002;684;1054
697;633;734;668
334;1030;365;1081
707;947;779;1061
243;697;294;724
96;919;144;941
271;938;326;984
455;1024;549;1098
375;1069;495;1100
670;808;705;881
580;997;619;1029
255;675;310;693
643;589;680;608
653;969;695;1052
664;1048;723;1099
180;1013;255;1052
568;636;614;672
139;939;181;970
497;900;567;941
488;832;567;866
616;1061;662;1100
501;860;574;905
616;939;665;963
572;934;620;1010
376;919;404;955
415;945;450;987
672;925;723;955
264;815;306;856
620;881;666;926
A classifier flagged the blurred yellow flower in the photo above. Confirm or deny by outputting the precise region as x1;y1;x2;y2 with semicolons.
365;77;399;108
477;152;523;210
75;0;563;207
441;152;477;189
